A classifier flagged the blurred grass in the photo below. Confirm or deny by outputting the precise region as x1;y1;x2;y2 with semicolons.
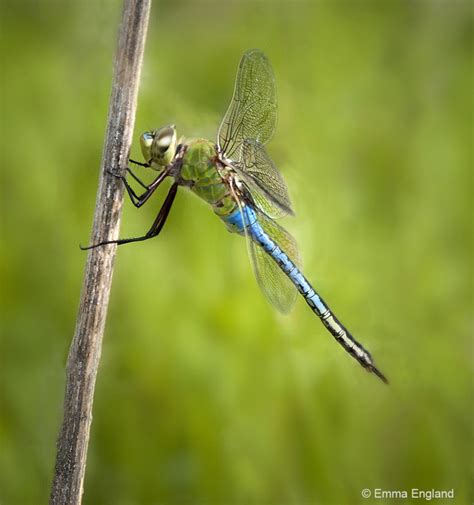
1;1;472;504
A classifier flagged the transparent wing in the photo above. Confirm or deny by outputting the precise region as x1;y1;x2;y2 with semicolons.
218;49;277;161
234;139;294;219
239;200;301;314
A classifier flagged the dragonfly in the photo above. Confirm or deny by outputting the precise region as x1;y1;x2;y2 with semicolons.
83;49;388;384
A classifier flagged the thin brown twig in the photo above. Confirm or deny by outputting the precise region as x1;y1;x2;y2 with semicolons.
49;1;151;504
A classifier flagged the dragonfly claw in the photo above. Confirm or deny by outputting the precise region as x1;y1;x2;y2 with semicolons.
368;364;389;384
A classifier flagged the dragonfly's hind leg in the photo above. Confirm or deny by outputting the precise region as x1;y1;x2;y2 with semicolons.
80;183;178;250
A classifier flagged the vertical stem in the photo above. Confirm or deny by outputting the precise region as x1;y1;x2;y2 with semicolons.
49;1;151;504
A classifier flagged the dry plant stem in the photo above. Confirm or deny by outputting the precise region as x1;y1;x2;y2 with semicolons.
49;1;151;504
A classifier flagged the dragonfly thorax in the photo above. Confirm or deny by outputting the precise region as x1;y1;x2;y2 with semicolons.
179;139;237;218
140;125;177;170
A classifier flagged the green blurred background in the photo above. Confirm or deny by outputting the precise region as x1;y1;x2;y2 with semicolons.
1;1;472;504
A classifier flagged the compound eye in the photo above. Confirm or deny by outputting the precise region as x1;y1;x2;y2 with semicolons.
156;126;175;152
139;131;155;163
157;137;171;152
141;131;154;148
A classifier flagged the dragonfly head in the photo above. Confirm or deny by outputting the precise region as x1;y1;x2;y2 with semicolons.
140;125;177;170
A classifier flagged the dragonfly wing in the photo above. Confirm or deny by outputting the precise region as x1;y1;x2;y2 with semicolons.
240;203;301;314
234;139;294;219
218;49;277;161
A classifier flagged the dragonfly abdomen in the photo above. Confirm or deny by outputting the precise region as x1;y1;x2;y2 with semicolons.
234;205;387;383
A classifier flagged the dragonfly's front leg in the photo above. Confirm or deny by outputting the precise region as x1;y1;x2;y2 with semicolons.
106;169;142;203
127;162;149;189
107;163;169;209
129;158;149;169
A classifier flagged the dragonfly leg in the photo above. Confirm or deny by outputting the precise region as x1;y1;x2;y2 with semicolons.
129;158;150;168
107;163;149;186
130;169;170;208
108;168;170;208
80;183;178;250
108;159;150;191
126;166;149;189
107;169;143;203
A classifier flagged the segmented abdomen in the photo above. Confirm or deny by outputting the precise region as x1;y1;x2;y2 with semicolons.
228;205;386;380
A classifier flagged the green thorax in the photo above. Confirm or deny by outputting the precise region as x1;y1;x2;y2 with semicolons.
179;139;237;218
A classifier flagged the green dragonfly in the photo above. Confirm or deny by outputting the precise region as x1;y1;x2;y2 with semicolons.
83;49;387;383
